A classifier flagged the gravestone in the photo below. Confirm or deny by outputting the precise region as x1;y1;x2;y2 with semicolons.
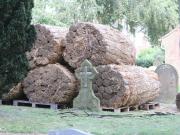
48;128;93;135
73;59;101;111
155;64;178;103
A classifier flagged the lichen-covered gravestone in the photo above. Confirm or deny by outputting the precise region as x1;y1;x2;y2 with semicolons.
73;59;101;111
155;64;178;103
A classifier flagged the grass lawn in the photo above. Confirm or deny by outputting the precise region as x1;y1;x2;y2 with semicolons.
0;105;180;135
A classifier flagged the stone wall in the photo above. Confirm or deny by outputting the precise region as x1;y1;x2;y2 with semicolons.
161;26;180;86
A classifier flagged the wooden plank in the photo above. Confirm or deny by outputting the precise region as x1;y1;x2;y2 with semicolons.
32;103;36;108
120;107;129;112
50;104;58;110
13;100;18;106
102;106;130;112
114;108;121;113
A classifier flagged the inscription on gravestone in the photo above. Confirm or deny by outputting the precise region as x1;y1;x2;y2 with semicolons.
73;59;101;111
155;64;178;103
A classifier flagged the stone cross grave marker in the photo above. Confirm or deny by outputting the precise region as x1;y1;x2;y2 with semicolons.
155;64;178;103
73;59;101;111
48;128;93;135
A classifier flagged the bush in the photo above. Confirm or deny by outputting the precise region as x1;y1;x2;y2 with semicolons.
176;85;180;92
136;47;165;68
0;0;36;96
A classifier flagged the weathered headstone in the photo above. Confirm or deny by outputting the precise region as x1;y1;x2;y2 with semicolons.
155;64;178;103
73;59;101;111
48;129;93;135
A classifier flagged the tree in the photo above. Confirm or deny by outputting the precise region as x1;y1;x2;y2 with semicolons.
32;0;179;45
32;0;68;26
137;0;179;45
178;0;180;22
0;0;36;96
76;0;101;22
96;0;178;45
32;0;101;26
96;0;123;26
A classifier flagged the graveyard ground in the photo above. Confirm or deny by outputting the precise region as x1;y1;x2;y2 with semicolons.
0;106;180;135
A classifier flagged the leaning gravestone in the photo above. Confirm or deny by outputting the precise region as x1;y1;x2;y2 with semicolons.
155;64;178;103
48;128;93;135
73;59;101;111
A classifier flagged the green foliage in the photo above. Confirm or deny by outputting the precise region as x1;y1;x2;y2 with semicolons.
96;0;141;32
76;0;101;22
120;0;140;33
136;47;165;68
179;0;180;21
0;0;36;96
178;85;180;92
89;0;179;42
32;0;179;45
96;0;123;26
137;0;179;45
32;0;101;27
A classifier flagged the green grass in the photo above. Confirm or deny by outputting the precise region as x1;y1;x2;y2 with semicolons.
0;106;180;135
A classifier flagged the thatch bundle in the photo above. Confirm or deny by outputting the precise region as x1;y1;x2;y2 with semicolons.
22;64;77;104
93;65;160;108
63;22;136;68
26;24;68;69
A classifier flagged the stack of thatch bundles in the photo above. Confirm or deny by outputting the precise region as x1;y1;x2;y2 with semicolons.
4;24;77;104
62;22;160;108
5;23;160;108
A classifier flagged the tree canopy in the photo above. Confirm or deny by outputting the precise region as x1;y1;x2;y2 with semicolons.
32;0;179;45
0;0;36;96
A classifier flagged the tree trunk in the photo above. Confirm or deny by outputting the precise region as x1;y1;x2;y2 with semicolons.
26;24;68;69
63;22;136;68
93;65;160;108
22;64;77;104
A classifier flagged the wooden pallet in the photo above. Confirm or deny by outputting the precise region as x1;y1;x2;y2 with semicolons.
1;99;159;112
102;105;139;112
102;102;160;112
13;100;60;110
139;102;160;111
